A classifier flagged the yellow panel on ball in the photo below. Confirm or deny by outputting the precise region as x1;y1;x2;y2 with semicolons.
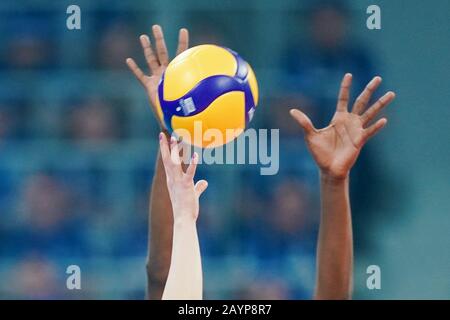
163;45;238;101
153;95;164;124
171;91;246;148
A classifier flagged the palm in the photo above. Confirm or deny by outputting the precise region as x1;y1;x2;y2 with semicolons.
126;25;189;128
291;74;395;179
141;68;163;107
307;112;365;178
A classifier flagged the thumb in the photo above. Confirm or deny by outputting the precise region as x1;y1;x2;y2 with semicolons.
289;109;315;135
194;180;208;197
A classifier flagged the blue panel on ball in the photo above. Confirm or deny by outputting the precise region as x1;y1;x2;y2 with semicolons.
242;79;255;125
224;47;248;81
159;73;245;132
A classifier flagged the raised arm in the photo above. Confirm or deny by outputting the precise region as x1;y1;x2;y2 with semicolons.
126;25;189;299
290;74;395;299
159;134;208;300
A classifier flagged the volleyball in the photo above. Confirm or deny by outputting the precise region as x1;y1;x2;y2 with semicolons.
156;44;259;148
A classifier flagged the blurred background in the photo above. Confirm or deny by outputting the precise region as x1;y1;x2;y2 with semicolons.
0;0;448;299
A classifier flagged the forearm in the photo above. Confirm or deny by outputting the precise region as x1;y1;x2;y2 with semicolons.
162;216;203;300
314;173;353;300
147;150;173;299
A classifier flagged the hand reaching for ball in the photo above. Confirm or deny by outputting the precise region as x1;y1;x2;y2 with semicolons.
159;133;208;222
126;25;189;129
290;73;396;180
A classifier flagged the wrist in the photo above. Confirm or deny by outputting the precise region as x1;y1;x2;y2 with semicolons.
173;213;197;226
320;170;349;185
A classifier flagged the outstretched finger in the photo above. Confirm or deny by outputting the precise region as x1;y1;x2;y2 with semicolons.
176;28;189;55
152;25;169;66
139;34;160;74
126;58;146;85
363;118;387;143
361;91;396;125
352;76;382;115
289;109;316;135
336;73;352;112
185;152;198;180
194;179;208;198
159;132;173;173
169;136;182;168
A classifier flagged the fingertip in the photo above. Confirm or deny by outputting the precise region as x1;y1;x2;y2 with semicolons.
195;179;208;196
379;118;388;127
170;136;177;145
159;133;167;146
200;179;208;188
290;108;308;121
159;132;169;158
369;76;382;87
388;91;396;98
342;73;352;86
191;152;199;164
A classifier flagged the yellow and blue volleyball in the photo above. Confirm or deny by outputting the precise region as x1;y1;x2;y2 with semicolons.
156;44;259;148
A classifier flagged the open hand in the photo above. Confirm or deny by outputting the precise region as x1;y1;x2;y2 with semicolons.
159;133;208;221
126;25;189;129
290;73;396;180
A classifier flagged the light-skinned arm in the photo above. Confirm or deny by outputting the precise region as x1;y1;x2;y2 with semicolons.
159;134;208;300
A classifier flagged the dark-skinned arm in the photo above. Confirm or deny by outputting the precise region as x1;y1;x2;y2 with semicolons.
126;25;190;299
290;73;396;299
